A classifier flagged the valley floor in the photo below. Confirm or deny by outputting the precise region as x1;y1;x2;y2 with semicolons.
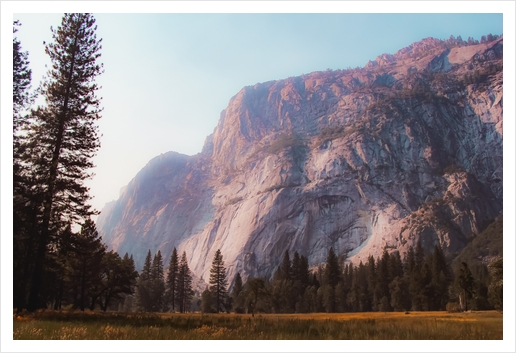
13;310;502;340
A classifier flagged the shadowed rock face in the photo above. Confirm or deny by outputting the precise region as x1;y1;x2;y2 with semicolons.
98;37;503;286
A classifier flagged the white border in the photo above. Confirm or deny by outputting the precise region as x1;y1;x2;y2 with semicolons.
2;1;514;352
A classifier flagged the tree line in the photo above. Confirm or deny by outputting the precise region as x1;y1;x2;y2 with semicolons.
219;244;502;315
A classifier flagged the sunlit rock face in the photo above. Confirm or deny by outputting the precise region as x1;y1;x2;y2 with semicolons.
98;37;503;285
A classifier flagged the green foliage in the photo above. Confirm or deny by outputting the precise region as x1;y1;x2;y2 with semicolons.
165;248;179;312
230;273;245;313
175;251;193;313
201;289;214;313
13;20;34;124
99;251;138;312
14;13;104;312
209;250;228;313
67;219;106;311
244;278;268;317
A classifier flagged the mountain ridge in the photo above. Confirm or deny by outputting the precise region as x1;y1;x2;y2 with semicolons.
98;36;503;286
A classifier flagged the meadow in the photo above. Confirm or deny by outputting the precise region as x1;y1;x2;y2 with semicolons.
13;310;502;340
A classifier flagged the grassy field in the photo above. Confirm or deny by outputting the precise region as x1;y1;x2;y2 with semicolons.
13;310;502;340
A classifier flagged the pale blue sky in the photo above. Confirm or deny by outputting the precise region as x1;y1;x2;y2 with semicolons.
5;8;506;215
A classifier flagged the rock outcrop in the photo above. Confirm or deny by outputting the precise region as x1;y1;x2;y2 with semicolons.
98;37;503;286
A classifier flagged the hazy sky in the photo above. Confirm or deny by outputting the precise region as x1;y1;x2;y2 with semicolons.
2;1;515;353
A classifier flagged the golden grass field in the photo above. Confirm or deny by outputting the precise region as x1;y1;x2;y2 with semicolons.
13;310;503;340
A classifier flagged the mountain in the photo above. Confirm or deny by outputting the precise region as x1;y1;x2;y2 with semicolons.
97;36;503;286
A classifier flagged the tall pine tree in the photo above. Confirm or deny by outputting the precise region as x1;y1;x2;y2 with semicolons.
175;251;193;313
165;248;179;312
150;250;165;312
136;250;153;311
25;13;103;312
209;249;228;313
13;20;39;313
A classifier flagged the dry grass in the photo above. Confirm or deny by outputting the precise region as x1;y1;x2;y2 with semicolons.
13;310;502;340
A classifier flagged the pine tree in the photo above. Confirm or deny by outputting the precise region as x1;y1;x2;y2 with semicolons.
291;251;301;282
430;244;450;310
209;249;228;313
280;250;292;281
299;255;310;288
165;248;179;312
150;250;165;312
323;247;341;312
323;247;341;288
25;13;103;312
13;20;33;128
231;272;244;313
68;219;105;311
136;250;153;311
175;251;193;313
13;20;40;313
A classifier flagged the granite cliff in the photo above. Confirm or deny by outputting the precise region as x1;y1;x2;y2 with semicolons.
97;37;503;286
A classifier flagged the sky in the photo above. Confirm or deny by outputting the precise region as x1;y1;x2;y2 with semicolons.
2;2;515;352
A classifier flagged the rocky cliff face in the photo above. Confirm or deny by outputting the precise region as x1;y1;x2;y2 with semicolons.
98;37;503;286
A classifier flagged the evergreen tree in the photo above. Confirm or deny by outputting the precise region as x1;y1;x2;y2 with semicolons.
136;250;153;311
68;219;105;311
299;255;310;288
389;276;410;311
323;247;341;288
150;250;165;312
165;248;179;312
13;20;34;130
13;20;41;313
231;272;245;313
291;251;301;282
366;255;379;311
99;251;138;311
245;278;267;317
323;247;341;312
430;244;450;310
175;251;193;313
201;289;213;313
209;249;228;313
377;249;391;308
25;13;104;312
280;250;292;281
